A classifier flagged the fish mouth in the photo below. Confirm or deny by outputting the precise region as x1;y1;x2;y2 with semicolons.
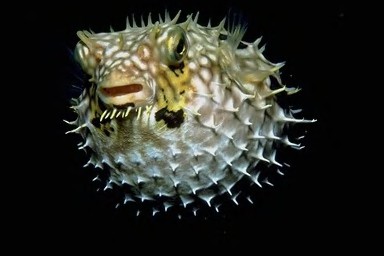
95;79;156;122
97;80;155;108
100;84;143;97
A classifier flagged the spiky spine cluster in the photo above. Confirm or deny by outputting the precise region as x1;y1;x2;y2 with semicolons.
67;11;315;215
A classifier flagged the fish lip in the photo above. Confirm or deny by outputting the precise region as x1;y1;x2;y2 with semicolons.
99;84;144;97
97;78;155;107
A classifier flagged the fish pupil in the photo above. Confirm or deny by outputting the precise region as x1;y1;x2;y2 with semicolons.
176;38;185;55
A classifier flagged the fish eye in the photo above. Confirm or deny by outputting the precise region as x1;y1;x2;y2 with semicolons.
164;26;188;66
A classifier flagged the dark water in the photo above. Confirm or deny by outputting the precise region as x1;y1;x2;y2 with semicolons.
30;0;352;252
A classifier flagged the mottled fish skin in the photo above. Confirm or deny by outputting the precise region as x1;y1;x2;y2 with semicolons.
66;11;315;214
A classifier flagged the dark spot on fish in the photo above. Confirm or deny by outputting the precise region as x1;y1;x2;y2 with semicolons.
152;175;160;183
168;61;185;76
97;96;108;112
219;33;227;40
155;107;184;128
180;90;185;95
91;118;101;128
104;129;111;137
113;102;135;109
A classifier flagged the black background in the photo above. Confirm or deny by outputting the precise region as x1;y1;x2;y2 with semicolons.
26;0;357;253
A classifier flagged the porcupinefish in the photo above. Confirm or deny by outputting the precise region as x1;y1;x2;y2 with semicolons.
66;11;315;214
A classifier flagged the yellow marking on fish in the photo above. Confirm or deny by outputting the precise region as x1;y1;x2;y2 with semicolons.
157;63;192;112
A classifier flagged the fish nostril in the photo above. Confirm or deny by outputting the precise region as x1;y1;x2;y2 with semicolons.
101;84;143;97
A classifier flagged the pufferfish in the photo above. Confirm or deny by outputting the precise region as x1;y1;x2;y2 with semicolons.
66;11;315;214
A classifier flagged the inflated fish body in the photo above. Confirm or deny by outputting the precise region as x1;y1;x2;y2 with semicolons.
67;12;315;213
